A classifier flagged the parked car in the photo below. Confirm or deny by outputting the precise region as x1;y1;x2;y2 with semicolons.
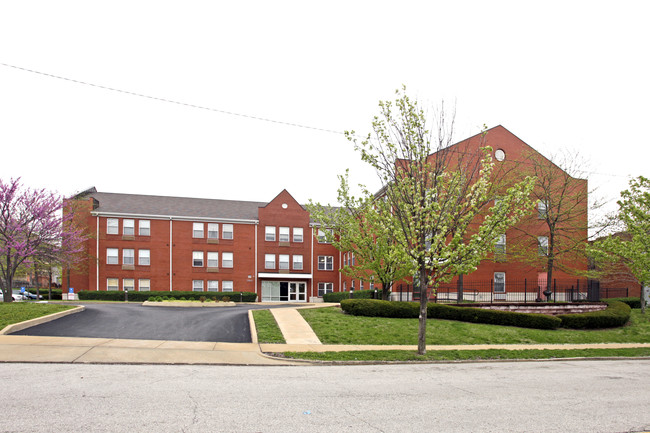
10;290;24;301
22;291;43;300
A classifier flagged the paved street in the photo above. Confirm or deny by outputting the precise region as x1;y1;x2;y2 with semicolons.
9;303;290;343
1;360;649;433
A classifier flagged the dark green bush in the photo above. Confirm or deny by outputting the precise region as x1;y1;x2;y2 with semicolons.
559;300;631;329
26;288;62;300
602;297;641;309
78;290;257;302
323;289;377;303
340;299;561;330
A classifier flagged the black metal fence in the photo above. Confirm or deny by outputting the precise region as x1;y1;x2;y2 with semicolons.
393;279;629;304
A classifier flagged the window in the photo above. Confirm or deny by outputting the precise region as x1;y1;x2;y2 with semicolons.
293;227;303;243
123;278;134;292
222;224;233;240
222;252;233;268
208;223;219;239
279;254;289;270
494;272;506;293
538;201;548;219
138;249;150;266
293;255;303;270
193;222;204;238
538;236;549;256
107;248;119;265
222;280;233;292
318;255;334;270
318;282;333;297
123;219;135;236
265;254;276;269
138;279;150;291
208;280;219;291
107;218;119;235
495;234;506;261
360;281;364;290
265;226;276;241
139;220;150;236
123;249;134;265
317;228;331;243
279;227;290;242
207;252;219;268
192;280;204;292
193;251;204;267
107;278;119;291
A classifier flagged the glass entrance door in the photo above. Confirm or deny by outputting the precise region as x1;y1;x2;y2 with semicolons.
289;282;307;302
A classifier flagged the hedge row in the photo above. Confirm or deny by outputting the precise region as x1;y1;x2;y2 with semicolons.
77;290;257;302
323;289;377;303
603;297;641;309
26;289;63;300
339;299;562;330
558;300;631;329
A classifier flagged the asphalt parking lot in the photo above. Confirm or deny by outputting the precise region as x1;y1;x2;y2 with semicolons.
9;303;288;343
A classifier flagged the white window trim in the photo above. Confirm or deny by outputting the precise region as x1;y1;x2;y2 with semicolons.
222;252;233;268
265;226;276;241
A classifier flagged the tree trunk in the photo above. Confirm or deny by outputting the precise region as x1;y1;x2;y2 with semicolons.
641;282;646;315
381;282;392;301
35;262;40;301
417;266;428;355
48;268;53;301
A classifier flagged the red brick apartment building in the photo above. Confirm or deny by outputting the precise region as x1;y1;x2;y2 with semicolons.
67;189;341;302
66;126;591;302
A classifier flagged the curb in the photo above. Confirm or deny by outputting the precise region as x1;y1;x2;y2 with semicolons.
142;301;236;308
0;305;85;335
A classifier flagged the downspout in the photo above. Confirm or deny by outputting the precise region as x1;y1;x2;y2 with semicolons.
338;250;342;292
254;223;258;301
169;218;173;291
96;216;99;290
310;227;314;299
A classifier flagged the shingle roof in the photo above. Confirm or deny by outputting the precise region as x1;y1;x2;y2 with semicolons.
87;192;266;221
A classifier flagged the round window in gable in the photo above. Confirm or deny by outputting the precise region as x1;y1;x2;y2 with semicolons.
282;203;288;209
495;149;506;162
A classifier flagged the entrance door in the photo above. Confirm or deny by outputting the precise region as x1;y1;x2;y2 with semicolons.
289;282;307;302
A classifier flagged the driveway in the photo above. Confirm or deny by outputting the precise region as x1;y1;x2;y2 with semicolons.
9;303;291;343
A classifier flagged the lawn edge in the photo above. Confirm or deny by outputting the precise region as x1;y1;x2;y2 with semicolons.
0;305;84;335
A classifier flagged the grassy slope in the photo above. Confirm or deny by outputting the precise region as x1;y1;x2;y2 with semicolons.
0;303;74;330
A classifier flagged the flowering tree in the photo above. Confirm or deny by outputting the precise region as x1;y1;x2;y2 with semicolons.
0;178;86;302
347;89;535;354
308;171;414;301
592;176;650;313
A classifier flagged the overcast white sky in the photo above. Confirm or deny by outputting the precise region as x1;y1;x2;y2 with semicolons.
1;1;648;221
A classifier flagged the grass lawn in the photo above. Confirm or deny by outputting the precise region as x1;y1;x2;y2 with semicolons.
252;310;286;343
284;347;650;362
299;307;650;345
0;302;75;330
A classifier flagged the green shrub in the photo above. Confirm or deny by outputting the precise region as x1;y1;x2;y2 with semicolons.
323;289;377;303
340;299;561;330
26;289;63;300
603;297;641;309
559;300;631;329
221;296;230;302
78;290;257;302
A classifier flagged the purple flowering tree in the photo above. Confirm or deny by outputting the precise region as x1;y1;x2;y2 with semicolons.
0;178;86;302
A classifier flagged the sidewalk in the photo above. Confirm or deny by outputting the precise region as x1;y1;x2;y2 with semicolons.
1;303;649;365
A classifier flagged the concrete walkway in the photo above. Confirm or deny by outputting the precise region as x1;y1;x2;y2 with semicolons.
270;307;321;344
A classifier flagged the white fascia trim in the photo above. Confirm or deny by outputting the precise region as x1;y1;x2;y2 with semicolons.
258;273;313;280
90;211;258;224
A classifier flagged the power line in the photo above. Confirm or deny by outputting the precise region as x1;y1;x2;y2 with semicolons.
0;62;636;181
0;62;346;136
